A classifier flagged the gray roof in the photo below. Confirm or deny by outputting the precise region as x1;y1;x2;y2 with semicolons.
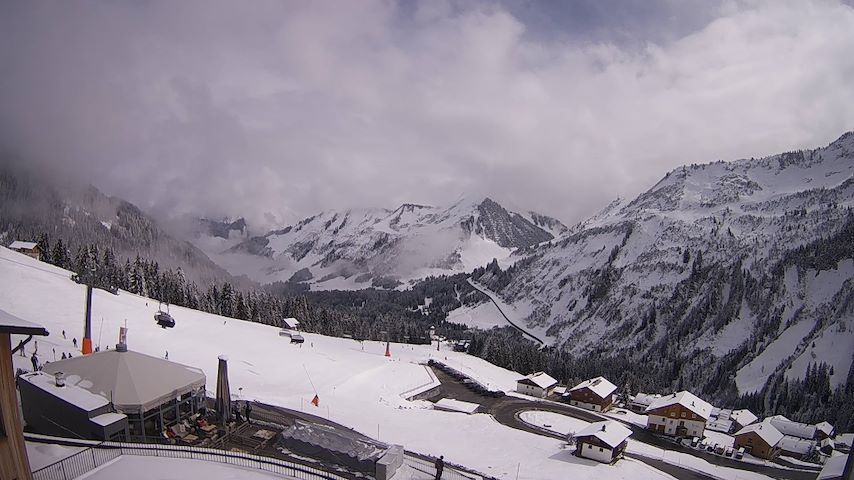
42;350;205;414
0;308;48;336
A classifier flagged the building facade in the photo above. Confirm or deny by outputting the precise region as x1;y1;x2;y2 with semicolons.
645;391;712;438
568;377;616;412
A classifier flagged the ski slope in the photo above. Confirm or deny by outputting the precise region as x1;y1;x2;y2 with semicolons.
1;247;673;480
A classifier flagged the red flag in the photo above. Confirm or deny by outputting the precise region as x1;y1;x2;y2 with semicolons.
311;394;320;407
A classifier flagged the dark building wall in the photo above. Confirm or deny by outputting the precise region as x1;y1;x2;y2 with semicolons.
18;378;116;440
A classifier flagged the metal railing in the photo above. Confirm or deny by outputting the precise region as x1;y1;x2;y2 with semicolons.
31;439;350;480
403;454;494;480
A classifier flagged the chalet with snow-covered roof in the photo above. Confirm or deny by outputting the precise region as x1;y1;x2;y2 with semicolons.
767;415;817;440
8;241;42;260
731;409;758;431
706;408;733;433
628;393;661;413
815;421;834;441
516;372;558;398
645;391;713;438
568;376;617;412
778;435;816;461
573;420;632;464
733;422;783;460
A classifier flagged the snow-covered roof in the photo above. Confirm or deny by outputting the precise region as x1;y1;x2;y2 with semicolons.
645;391;713;420
9;241;38;250
734;422;783;447
90;412;127;427
768;415;817;439
20;371;109;412
574;421;632;448
0;308;48;336
434;398;480;414
815;421;834;436
630;393;661;407
731;409;758;427
42;350;206;414
778;435;815;455
817;453;847;480
282;317;300;328
569;376;617;399
518;372;558;390
706;418;734;433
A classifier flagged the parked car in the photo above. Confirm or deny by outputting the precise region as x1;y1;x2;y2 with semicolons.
715;444;725;455
706;442;716;452
725;447;734;457
691;437;700;448
735;447;745;459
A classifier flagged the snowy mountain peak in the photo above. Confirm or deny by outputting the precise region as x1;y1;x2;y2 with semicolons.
474;132;854;406
211;197;559;289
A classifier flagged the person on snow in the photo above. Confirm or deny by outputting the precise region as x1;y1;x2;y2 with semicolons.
244;402;252;424
30;353;39;371
434;455;444;479
72;338;77;348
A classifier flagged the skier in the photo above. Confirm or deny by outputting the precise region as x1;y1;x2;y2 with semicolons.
72;338;77;348
62;330;66;339
17;340;24;357
61;352;67;360
165;350;169;360
30;353;39;372
434;455;444;480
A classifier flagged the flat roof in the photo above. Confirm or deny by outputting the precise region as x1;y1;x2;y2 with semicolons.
20;371;109;412
434;398;480;414
91;412;128;427
0;308;49;336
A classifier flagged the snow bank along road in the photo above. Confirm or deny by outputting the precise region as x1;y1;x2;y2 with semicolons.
430;367;820;480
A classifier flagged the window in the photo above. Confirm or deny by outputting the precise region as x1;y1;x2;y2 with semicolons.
599;448;604;452
588;444;592;449
681;412;686;418
670;412;676;417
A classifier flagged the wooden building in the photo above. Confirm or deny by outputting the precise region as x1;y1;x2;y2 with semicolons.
574;421;632;464
733;422;783;460
568;376;617;412
7;242;42;261
0;309;48;480
645;391;713;438
516;372;558;398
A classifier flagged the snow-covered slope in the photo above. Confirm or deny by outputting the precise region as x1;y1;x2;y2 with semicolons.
480;132;854;399
219;197;558;289
0;246;675;480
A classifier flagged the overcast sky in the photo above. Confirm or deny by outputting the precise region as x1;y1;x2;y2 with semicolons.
2;0;853;231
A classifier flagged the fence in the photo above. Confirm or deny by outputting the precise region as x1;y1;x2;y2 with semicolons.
403;453;495;480
31;439;351;480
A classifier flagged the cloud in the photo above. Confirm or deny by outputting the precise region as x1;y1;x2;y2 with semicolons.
1;0;853;232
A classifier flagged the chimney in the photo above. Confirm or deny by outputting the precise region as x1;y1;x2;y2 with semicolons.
116;326;128;352
54;372;65;388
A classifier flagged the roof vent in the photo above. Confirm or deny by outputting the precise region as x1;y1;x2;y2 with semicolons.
54;372;65;388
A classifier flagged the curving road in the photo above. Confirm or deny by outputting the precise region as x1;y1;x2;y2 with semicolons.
466;279;545;345
431;367;819;480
